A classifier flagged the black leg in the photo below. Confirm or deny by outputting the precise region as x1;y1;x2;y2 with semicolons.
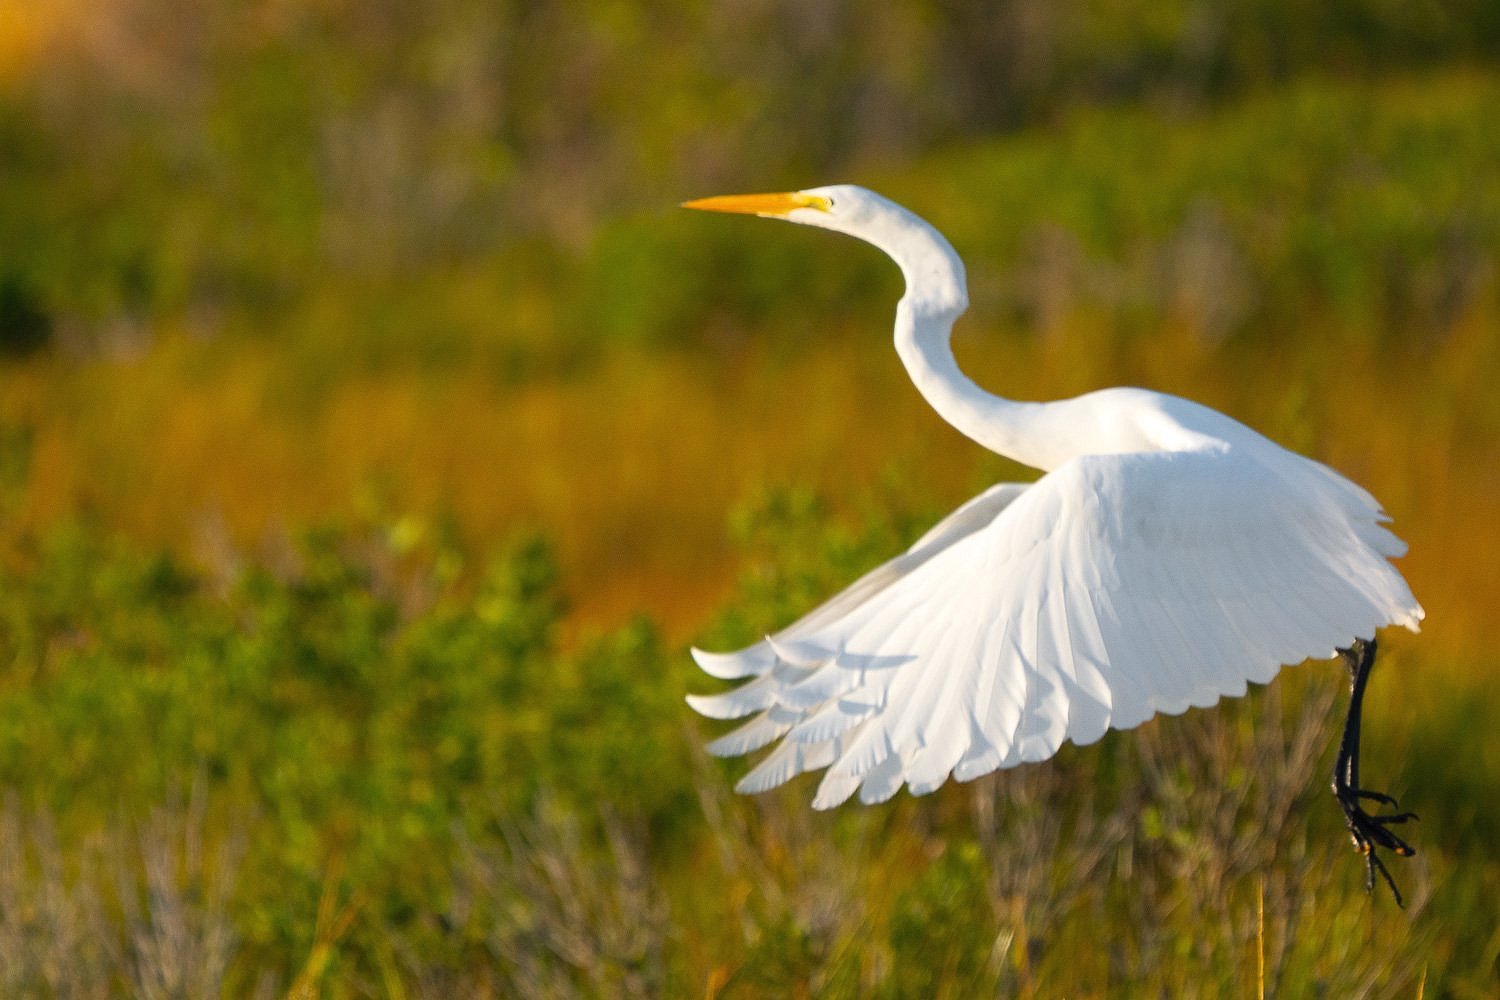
1331;638;1418;906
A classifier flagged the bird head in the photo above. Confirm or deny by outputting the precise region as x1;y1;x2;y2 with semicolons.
681;185;879;236
682;184;966;313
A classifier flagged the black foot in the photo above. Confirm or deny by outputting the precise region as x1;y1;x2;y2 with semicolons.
1335;786;1418;906
1332;638;1417;907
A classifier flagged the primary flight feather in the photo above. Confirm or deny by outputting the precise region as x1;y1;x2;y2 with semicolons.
683;186;1424;898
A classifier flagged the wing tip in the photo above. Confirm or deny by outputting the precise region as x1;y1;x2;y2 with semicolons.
767;635;829;668
707;710;802;758
686;691;758;720
691;645;773;679
904;776;947;798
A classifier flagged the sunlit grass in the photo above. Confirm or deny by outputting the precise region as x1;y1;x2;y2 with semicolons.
3;288;1494;673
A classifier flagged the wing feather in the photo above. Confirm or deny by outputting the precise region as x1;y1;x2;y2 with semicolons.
706;709;799;757
788;697;876;744
1061;584;1119;742
1078;583;1154;731
857;753;907;804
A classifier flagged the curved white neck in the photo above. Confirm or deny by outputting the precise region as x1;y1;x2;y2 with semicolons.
875;219;1051;470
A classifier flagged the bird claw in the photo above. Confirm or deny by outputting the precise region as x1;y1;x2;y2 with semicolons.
1362;843;1404;906
1356;789;1401;809
1336;787;1418;907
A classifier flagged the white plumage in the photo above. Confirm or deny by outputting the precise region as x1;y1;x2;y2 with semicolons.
683;186;1423;811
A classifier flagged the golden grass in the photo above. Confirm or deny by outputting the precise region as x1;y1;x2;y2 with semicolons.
2;297;1496;677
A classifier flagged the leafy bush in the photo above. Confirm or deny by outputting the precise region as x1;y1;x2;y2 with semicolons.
0;522;694;989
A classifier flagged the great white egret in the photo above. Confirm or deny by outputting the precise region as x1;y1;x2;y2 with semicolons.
682;186;1425;901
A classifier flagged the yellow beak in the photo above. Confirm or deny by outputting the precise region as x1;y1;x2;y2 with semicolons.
681;191;831;217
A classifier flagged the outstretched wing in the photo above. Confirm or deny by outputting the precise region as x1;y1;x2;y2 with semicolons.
688;448;1423;810
685;481;1027;759
689;480;1028;685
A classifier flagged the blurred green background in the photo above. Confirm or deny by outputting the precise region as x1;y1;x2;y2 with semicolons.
1;1;1497;996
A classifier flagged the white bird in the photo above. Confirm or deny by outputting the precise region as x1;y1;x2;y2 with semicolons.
683;185;1424;900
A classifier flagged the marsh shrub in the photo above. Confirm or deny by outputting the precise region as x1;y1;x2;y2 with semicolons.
0;522;692;989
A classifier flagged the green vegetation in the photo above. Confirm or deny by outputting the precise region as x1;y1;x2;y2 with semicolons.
2;1;1498;995
0;501;1492;996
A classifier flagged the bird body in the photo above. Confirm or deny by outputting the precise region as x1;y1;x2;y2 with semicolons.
683;186;1423;817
